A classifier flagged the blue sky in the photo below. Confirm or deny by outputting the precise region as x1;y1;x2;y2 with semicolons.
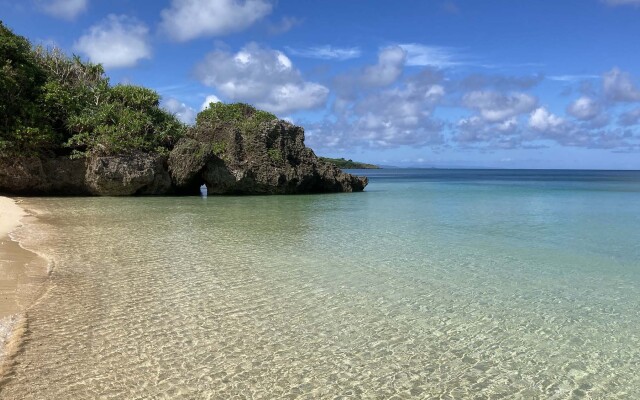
3;0;640;169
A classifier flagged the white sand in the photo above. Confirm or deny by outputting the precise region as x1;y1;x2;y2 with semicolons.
0;196;25;240
0;197;29;376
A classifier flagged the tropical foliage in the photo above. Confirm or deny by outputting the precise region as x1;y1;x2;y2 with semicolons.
0;21;185;157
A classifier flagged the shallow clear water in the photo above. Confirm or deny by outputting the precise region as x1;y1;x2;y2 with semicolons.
3;169;640;399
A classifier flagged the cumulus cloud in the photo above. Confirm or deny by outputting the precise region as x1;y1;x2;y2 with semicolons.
566;96;602;120
38;0;87;20
308;70;445;150
194;43;328;114
285;45;361;60
332;46;407;99
398;44;462;68
529;107;565;132
454;116;524;149
74;15;151;69
619;108;640;126
463;91;537;122
360;46;407;87
163;98;196;124
160;0;272;42
201;95;221;111
445;69;640;151
603;68;640;102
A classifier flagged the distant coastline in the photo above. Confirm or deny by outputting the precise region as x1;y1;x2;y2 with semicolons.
318;157;381;169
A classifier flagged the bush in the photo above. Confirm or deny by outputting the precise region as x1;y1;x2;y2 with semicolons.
66;85;185;157
0;21;52;154
0;21;185;157
196;102;276;136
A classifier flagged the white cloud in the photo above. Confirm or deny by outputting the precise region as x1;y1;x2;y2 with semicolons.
454;113;525;149
160;0;272;42
548;74;599;82
461;73;543;90
38;0;87;20
285;45;361;60
463;91;537;122
74;15;151;69
529;107;564;132
603;68;640;102
194;43;328;114
267;16;303;35
163;98;196;124
361;46;406;87
399;44;462;68
567;96;601;120
619;107;640;126
308;71;445;150
201;95;221;111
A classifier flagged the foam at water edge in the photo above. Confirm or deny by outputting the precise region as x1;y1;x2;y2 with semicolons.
0;201;53;386
0;314;28;384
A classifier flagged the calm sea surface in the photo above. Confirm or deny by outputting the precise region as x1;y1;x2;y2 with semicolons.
3;169;640;399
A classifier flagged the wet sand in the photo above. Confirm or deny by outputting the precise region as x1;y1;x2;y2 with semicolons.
0;197;48;378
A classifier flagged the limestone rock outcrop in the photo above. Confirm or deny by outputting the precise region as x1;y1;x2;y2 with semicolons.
169;119;368;195
0;156;87;195
85;154;172;195
0;120;367;196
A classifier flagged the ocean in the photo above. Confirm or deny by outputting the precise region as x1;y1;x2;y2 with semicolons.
3;169;640;399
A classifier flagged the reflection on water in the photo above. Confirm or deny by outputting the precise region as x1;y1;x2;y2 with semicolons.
2;170;640;398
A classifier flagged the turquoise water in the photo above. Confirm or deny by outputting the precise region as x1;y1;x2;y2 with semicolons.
3;169;640;399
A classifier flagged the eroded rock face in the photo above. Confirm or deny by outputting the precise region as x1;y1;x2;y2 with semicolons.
0;157;88;195
169;120;368;195
0;153;171;196
85;154;172;196
0;120;368;196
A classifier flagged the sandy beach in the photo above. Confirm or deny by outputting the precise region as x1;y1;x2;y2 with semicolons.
0;197;48;378
0;197;31;317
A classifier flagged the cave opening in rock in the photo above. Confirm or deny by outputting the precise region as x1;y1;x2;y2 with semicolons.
199;183;208;197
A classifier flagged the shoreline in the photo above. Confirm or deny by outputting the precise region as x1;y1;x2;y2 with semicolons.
0;197;48;380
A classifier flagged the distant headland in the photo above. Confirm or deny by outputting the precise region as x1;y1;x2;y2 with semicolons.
0;22;367;196
318;157;381;169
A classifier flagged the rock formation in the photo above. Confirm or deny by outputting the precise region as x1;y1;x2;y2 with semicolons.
0;120;368;196
169;119;367;195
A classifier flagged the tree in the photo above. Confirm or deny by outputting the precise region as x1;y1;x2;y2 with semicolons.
66;85;185;157
0;21;51;154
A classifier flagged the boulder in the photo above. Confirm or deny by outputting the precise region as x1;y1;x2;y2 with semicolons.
85;153;172;196
0;156;87;195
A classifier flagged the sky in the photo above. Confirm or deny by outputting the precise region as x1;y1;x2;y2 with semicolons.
2;0;640;169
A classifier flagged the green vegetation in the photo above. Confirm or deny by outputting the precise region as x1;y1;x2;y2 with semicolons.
267;148;283;163
211;141;227;156
0;21;185;157
319;157;380;169
196;102;277;136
